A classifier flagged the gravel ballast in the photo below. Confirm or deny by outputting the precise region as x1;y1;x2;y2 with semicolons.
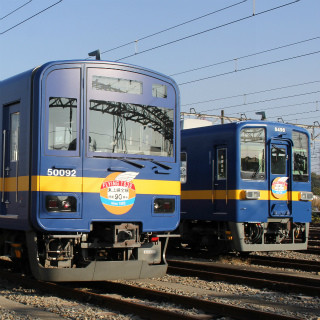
0;250;319;319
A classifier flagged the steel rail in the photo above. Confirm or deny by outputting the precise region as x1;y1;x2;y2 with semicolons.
0;269;209;320
80;281;301;320
308;240;320;246
302;247;320;254
0;265;301;320
245;254;320;272
167;260;320;297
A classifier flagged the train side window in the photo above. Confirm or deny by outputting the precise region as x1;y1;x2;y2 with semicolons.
292;131;309;182
10;112;20;162
240;127;265;180
48;97;78;151
217;148;227;180
180;152;187;183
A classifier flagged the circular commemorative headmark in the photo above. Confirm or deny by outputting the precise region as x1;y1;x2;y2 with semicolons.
100;172;139;215
271;177;288;199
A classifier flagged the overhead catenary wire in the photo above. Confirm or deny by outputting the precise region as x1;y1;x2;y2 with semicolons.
0;0;63;35
225;100;319;118
200;90;320;113
185;96;320;131
181;80;320;107
178;50;320;85
0;0;32;20
96;0;247;56
285;114;320;122
268;109;320;120
180;110;320;130
171;36;320;77
114;0;301;62
224;105;320;120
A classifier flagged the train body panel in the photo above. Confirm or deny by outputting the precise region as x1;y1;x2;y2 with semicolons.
180;121;311;252
0;60;180;281
0;69;33;230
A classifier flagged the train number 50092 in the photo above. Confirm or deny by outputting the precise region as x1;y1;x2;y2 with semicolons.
47;168;77;177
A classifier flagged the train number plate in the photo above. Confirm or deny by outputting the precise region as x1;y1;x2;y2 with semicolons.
47;169;77;177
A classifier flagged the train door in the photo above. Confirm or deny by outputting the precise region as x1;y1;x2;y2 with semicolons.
269;142;291;217
213;146;227;213
1;103;20;215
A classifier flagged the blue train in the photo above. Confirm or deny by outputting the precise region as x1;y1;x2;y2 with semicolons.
180;120;312;252
0;60;180;281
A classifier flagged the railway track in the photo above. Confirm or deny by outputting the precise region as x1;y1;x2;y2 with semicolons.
242;254;320;272
167;259;320;297
306;223;320;253
308;240;320;247
0;267;305;320
0;268;207;320
304;247;320;254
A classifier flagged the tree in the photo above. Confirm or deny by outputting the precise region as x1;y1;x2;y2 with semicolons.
311;172;320;196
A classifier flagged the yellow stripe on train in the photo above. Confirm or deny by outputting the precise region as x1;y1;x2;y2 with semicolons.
32;176;181;195
1;176;181;195
181;189;303;201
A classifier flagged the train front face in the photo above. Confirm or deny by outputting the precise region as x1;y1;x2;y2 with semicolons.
232;122;312;251
29;61;180;281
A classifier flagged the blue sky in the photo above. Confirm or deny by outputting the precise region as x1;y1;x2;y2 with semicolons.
1;0;320;170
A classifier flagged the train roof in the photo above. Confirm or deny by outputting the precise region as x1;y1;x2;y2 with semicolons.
181;120;309;135
1;59;178;87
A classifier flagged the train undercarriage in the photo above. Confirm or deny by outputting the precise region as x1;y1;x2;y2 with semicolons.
0;222;169;281
178;218;309;253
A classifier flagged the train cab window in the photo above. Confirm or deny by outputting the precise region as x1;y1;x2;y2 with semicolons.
240;127;265;180
48;97;78;151
271;146;286;174
292;131;309;182
217;148;227;180
180;152;187;183
10;112;20;162
88;100;174;157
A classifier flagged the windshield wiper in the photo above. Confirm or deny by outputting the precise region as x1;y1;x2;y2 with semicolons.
93;155;145;168
120;158;145;168
150;160;172;170
93;155;170;170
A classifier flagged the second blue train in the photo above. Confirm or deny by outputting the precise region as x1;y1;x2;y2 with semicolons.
179;120;312;252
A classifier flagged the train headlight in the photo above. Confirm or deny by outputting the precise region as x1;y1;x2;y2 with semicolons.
244;190;260;200
299;191;313;201
46;196;77;212
153;198;175;213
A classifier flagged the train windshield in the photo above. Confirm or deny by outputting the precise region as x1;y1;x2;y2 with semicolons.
88;100;174;157
292;131;309;182
240;127;265;180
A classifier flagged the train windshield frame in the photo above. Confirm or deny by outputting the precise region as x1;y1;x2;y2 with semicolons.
240;127;266;180
87;68;176;161
292;130;309;182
